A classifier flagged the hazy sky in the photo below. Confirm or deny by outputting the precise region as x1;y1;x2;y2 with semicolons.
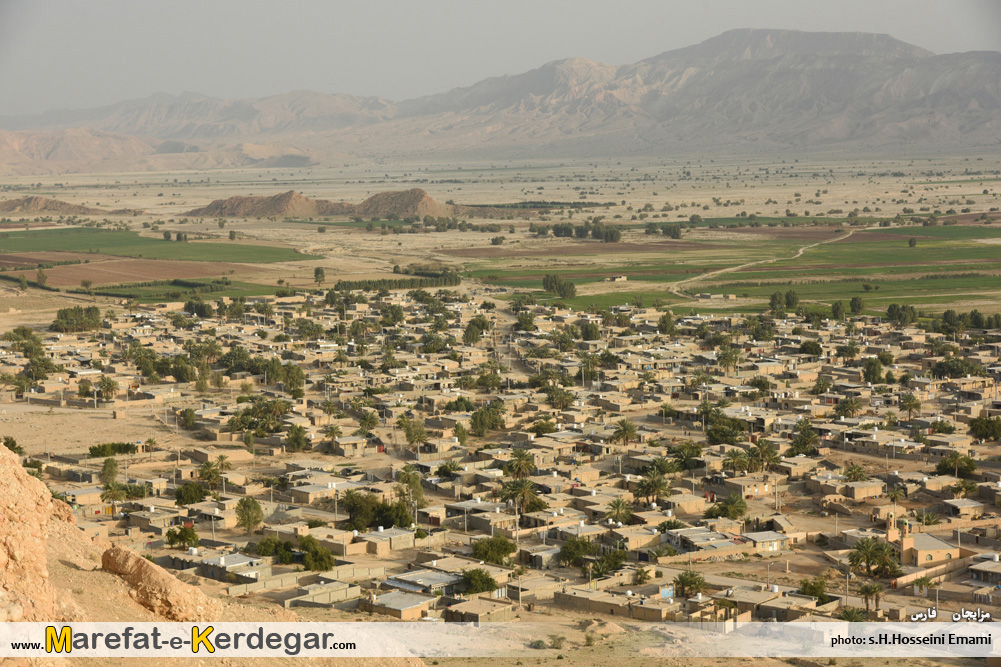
1;0;999;115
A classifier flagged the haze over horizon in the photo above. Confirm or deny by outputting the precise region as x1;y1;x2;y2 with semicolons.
1;0;1000;116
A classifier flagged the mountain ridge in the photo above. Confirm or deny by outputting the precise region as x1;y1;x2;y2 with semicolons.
1;29;999;172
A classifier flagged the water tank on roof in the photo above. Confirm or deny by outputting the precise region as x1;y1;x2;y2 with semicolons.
377;526;384;533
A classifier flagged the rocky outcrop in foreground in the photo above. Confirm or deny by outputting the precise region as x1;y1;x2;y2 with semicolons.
101;545;222;621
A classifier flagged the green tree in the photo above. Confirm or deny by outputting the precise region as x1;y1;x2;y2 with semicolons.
313;267;326;286
559;536;597;566
937;451;977;479
798;575;829;603
100;457;119;486
471;534;516;565
286;424;309;452
236;497;264;533
462;568;498;594
862;357;884;384
175;482;207;505
799;340;822;356
165;525;200;549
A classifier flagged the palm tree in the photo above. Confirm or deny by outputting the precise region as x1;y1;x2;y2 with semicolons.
500;478;539;518
838;607;867;622
644;456;680;476
612;419;638;449
671;442;703;470
843;463;866;482
886;487;905;523
436;459;462;477
696;399;717;431
789;419;820;456
358;411;379;434
97;376;119;401
673;571;707;599
320;399;337;419
834;396;863;418
101;482;126;515
576;351;599;388
941;451;974;479
858;582;885;614
716;345;744;375
217;455;232;493
722;449;748;474
323;424;343;442
900;393;921;421
396;464;422;505
605;498;633;524
707;493;747;520
952;479;979;499
198;460;221;490
637;472;670;505
748;440;780;472
848;537;880;576
547;387;575;411
505;448;535;480
915;511;940;526
912;576;937;596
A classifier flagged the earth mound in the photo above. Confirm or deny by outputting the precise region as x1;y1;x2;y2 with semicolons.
0;196;107;215
353;188;453;219
185;190;353;217
186;188;456;220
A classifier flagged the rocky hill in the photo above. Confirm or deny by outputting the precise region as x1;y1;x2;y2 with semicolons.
0;196;109;215
2;29;1000;172
186;188;458;219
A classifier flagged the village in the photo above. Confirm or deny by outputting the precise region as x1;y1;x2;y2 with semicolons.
4;277;1001;632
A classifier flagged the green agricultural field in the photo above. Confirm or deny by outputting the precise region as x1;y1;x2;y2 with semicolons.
0;228;315;262
691;223;1001;312
476;221;1001;314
